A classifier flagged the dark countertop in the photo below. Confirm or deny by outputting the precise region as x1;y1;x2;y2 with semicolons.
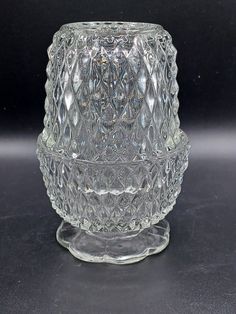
1;135;236;314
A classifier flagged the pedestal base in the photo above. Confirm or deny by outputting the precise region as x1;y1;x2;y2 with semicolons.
56;220;170;265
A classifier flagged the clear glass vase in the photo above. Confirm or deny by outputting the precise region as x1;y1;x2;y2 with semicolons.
37;21;190;264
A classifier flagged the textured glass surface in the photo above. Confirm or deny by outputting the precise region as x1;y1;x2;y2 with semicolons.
37;22;189;263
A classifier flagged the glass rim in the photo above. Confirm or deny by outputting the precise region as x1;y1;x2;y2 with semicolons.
37;132;189;166
61;21;163;34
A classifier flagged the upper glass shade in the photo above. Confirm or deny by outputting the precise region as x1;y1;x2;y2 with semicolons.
41;21;185;162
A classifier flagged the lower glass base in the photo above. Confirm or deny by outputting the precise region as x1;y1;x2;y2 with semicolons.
56;219;170;265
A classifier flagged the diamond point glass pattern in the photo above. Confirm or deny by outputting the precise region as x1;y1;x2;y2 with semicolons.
37;22;190;264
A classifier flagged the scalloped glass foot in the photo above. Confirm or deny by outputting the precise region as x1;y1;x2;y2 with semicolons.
56;220;170;264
